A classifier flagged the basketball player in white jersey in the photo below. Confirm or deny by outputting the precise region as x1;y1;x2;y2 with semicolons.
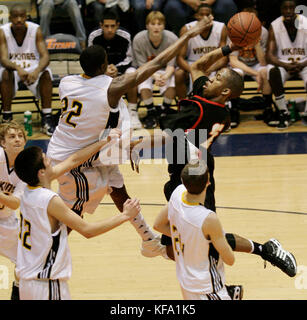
154;160;234;300
46;16;213;259
176;4;228;99
229;7;275;127
0;121;27;300
14;129;142;300
267;0;307;129
0;4;55;136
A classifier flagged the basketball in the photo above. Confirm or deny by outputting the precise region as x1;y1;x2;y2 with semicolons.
227;12;262;47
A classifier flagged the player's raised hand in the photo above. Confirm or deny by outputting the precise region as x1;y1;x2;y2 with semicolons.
187;14;213;38
130;138;143;173
123;198;141;220
107;128;122;142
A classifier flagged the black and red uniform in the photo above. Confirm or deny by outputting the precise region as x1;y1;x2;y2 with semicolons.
160;75;230;244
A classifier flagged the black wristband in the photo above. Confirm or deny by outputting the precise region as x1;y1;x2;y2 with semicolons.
221;45;232;56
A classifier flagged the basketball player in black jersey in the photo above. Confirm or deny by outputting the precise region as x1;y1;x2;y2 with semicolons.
134;43;298;287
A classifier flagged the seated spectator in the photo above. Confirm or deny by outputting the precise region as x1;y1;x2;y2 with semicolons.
229;7;273;128
0;5;55;136
162;0;237;36
86;0;131;33
176;3;228;99
266;0;307;129
88;10;141;129
203;0;238;24
132;11;178;129
130;0;165;33
37;0;87;49
162;0;196;36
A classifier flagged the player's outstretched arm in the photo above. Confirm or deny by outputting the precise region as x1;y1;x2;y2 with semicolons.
48;196;140;238
50;128;121;180
202;212;235;266
190;42;239;82
108;15;213;107
0;193;20;210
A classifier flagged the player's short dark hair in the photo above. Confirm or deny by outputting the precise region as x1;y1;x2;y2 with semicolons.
10;4;27;15
100;9;119;23
281;0;296;6
197;3;213;12
14;146;45;187
224;69;244;100
180;160;209;195
79;45;107;77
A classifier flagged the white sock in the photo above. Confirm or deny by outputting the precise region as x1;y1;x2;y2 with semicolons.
130;213;156;241
275;95;288;113
163;97;173;105
128;103;138;112
248;239;254;254
42;108;52;114
143;97;153;106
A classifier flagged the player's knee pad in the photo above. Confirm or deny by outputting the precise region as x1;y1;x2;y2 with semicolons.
225;233;236;250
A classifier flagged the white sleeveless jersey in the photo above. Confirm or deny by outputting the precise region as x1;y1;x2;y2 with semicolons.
168;184;225;294
16;186;72;281
185;20;225;63
1;21;40;71
0;147;26;219
47;74;129;162
271;15;307;64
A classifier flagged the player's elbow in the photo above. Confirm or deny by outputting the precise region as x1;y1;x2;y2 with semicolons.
223;253;235;266
153;222;162;233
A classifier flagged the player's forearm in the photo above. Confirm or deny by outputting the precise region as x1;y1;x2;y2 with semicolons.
191;47;225;73
205;56;228;74
52;139;111;180
0;57;20;71
266;52;287;68
177;56;191;73
0;193;20;210
82;214;129;239
34;55;49;74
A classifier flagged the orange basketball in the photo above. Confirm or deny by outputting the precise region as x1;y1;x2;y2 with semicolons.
227;12;262;47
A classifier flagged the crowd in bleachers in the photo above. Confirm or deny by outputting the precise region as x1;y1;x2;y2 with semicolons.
0;0;307;133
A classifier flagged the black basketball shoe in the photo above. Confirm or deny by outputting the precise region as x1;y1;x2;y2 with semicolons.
261;239;297;277
226;285;244;300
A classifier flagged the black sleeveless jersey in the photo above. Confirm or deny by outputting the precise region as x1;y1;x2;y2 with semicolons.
160;76;230;151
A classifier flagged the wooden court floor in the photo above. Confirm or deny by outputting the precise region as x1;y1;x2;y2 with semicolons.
1;89;307;300
1;156;307;300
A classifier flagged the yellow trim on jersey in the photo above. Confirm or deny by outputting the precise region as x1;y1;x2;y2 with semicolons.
27;185;42;190
81;73;92;79
181;191;199;206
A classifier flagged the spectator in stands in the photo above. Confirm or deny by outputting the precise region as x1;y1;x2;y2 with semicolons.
229;7;274;128
130;0;165;33
266;0;307;129
88;10;142;129
86;0;131;33
203;0;238;24
132;11;178;129
175;3;227;99
37;0;87;49
0;4;55;136
162;0;237;36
